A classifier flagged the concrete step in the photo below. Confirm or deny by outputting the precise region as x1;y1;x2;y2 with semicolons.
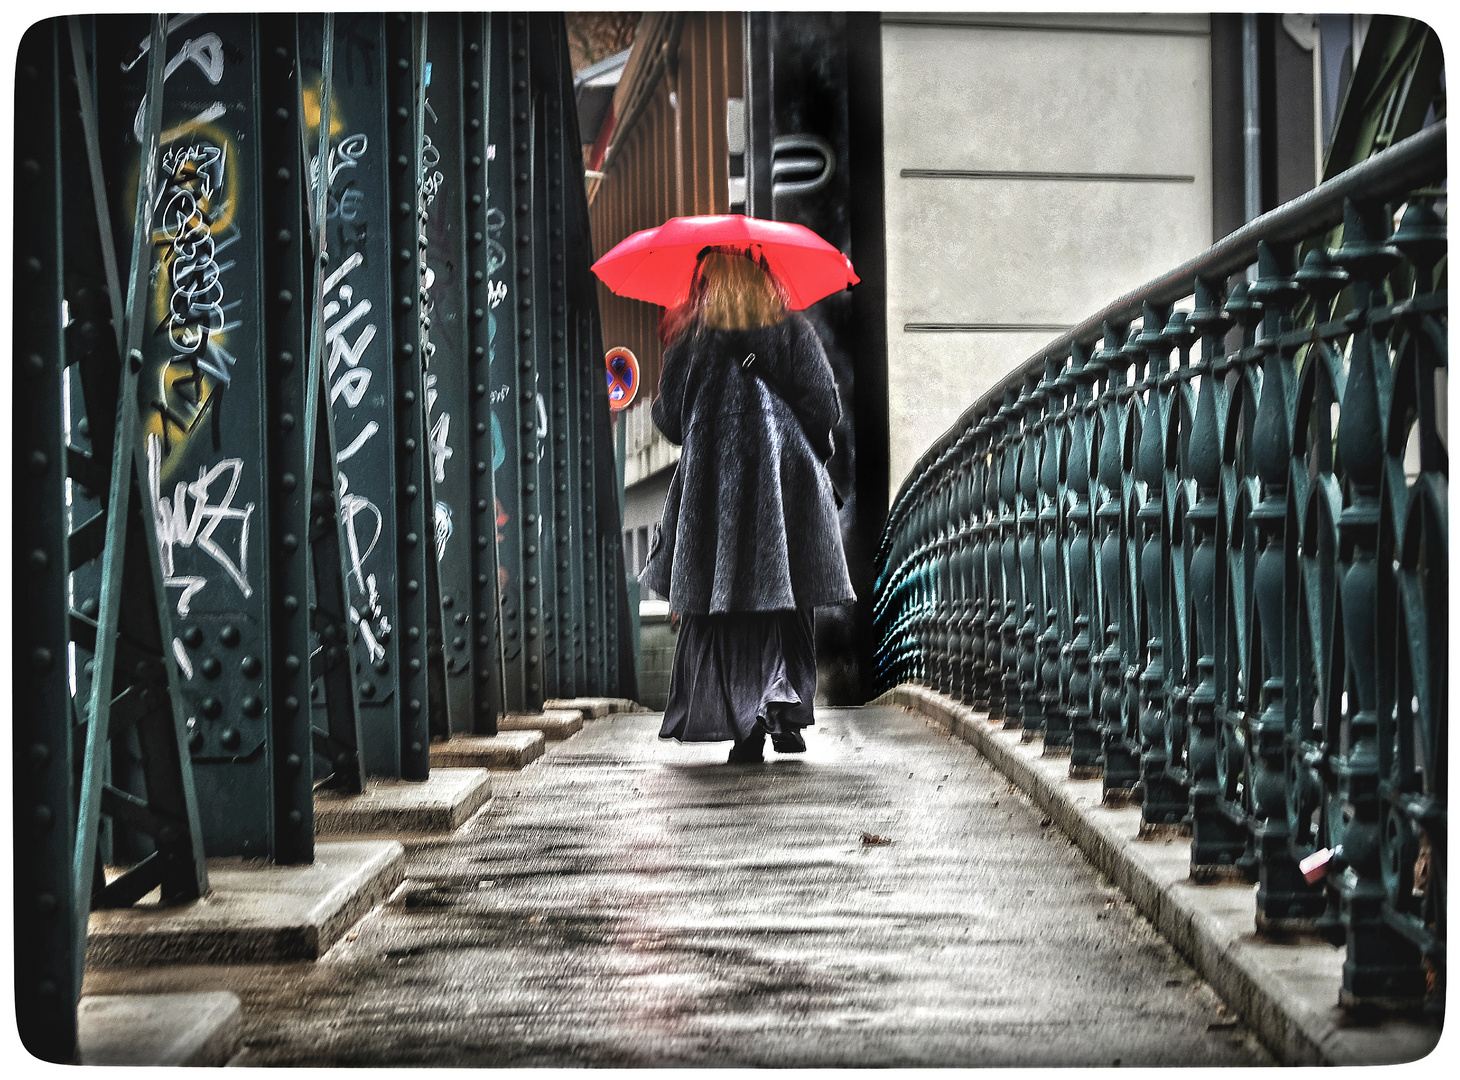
543;696;646;718
78;991;242;1065
314;769;492;836
429;730;545;770
86;840;405;968
497;709;584;739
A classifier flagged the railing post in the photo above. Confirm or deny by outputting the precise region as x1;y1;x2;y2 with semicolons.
1376;199;1447;1014
1136;308;1189;828
1037;355;1068;750
967;419;992;708
1066;341;1101;776
984;405;1009;719
1214;275;1263;878
998;390;1026;728
1018;375;1047;740
1330;199;1428;1005
1095;321;1135;797
1245;240;1328;924
950;435;977;704
1187;276;1248;873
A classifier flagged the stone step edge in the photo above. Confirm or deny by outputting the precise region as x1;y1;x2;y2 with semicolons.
429;729;546;769
874;684;1376;1067
497;710;585;739
542;697;647;719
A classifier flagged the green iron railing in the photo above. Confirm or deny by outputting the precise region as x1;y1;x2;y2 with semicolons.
873;119;1446;1012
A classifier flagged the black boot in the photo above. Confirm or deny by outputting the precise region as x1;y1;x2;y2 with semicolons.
770;726;807;753
728;728;765;763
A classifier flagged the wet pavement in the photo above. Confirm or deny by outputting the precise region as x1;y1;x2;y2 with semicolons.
84;706;1271;1066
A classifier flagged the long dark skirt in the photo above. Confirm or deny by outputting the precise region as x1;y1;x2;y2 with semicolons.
658;607;816;743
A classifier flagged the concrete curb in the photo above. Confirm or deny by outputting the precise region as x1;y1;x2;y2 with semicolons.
498;709;586;740
86;840;405;968
78;991;242;1065
314;768;492;835
544;696;646;718
429;730;546;769
874;685;1442;1067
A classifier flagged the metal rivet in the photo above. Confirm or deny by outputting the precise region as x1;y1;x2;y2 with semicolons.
202;697;222;718
202;658;222;679
183;627;204;647
282;533;298;552
241;655;261;677
220;728;241;749
284;655;301;674
283;595;299;613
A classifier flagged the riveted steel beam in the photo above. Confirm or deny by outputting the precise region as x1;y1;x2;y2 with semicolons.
457;13;507;733
69;4;210;949
14;21;80;1061
92;13;314;856
418;14;481;737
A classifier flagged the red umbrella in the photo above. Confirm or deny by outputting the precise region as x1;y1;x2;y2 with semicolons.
590;214;859;310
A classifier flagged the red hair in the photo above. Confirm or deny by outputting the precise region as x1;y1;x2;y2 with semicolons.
658;245;789;346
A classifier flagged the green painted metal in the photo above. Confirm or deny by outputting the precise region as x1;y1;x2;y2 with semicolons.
874;121;1446;1010
14;21;81;1061
66;4;211;944
1323;16;1445;182
298;14;369;798
15;14;639;1053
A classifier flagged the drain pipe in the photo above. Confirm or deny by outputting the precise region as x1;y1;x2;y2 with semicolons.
1242;13;1262;279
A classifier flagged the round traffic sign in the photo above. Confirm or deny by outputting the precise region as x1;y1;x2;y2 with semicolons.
605;346;639;412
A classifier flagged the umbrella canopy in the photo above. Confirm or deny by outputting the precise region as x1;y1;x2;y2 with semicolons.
590;214;859;310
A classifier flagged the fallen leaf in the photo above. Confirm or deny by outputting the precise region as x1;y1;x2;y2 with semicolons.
861;833;892;846
1040;816;1053;827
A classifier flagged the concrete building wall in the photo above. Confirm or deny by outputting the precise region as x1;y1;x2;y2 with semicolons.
880;12;1215;500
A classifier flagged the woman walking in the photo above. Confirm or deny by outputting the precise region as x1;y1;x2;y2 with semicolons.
640;247;854;763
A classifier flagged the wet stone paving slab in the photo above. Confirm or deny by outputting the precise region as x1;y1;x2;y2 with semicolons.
85;707;1271;1066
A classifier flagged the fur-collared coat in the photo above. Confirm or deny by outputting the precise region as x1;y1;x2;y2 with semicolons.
640;312;855;614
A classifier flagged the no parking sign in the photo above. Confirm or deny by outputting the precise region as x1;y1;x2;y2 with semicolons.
605;346;639;412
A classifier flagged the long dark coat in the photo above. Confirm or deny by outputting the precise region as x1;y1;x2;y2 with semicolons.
640;312;855;614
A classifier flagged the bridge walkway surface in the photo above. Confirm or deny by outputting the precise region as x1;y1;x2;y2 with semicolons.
83;707;1271;1067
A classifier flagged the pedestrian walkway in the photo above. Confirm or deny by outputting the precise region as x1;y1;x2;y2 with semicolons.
84;708;1270;1067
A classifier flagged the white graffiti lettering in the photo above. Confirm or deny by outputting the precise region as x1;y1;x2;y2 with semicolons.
338;472;389;663
147;433;254;617
131;33;226;143
336;420;379;463
435;501;453;562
